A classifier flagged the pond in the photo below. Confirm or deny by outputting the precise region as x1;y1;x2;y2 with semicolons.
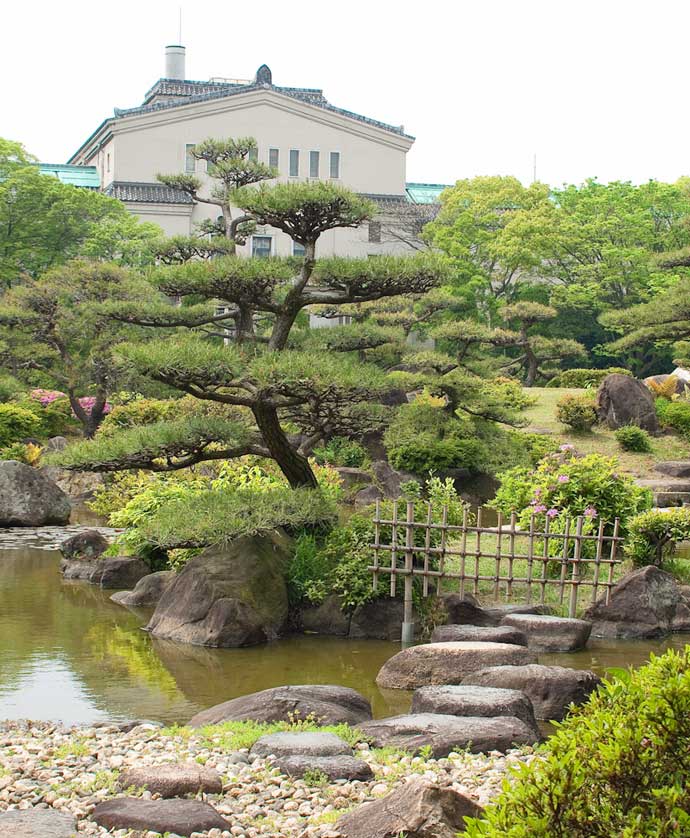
0;530;689;726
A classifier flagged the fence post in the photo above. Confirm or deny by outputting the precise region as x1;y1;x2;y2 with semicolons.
568;516;584;618
402;500;415;646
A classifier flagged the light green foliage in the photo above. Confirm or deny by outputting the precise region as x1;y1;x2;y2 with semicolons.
547;367;632;388
615;424;652;453
0;441;41;465
656;398;690;439
312;436;368;468
0;375;22;403
302;769;329;787
0;403;42;446
97;397;178;436
555;392;598;431
489;377;537;411
490;448;652;535
626;508;690;567
464;648;690;838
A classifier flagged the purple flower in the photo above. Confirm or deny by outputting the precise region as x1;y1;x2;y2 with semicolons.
546;508;559;518
584;506;598;518
559;444;574;452
533;504;547;514
533;488;542;498
557;475;570;484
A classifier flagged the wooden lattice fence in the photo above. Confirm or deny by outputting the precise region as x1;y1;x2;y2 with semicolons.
370;500;623;634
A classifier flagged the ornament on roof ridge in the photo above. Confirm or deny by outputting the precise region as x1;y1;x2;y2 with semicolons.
255;64;272;86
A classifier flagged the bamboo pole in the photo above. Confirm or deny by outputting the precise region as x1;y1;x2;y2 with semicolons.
389;501;398;598
569;516;584;618
402;500;415;644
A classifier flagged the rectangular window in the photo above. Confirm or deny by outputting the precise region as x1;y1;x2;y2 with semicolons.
309;150;320;178
185;144;196;173
252;235;272;259
269;148;279;170
329;151;340;179
292;241;306;257
248;147;258;162
106;153;111;173
289;149;300;177
368;221;382;243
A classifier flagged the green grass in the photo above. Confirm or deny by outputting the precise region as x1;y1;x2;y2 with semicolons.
522;388;690;478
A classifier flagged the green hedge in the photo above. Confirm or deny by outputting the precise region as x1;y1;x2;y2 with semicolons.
465;648;690;837
547;367;631;388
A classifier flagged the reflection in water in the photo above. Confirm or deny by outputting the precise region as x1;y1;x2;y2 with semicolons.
0;546;688;725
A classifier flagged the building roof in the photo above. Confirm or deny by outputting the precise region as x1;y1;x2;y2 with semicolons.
112;67;412;140
38;163;100;189
104;181;194;204
405;182;450;204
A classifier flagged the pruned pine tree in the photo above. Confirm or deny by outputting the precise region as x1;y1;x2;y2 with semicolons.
432;302;586;386
57;179;447;488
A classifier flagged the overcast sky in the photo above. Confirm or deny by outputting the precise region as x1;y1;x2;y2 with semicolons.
2;0;688;188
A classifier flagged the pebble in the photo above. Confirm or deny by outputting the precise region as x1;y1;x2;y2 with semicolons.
0;720;535;837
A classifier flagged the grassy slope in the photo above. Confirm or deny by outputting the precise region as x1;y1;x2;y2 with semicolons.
522;387;690;479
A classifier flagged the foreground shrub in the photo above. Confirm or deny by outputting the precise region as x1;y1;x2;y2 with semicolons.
0;442;42;465
464;648;690;838
490;447;652;538
614;424;652;452
0;375;23;403
626;508;690;567
656;398;690;439
0;403;42;447
555;392;597;431
97;397;177;436
547;367;631;388
488;377;537;411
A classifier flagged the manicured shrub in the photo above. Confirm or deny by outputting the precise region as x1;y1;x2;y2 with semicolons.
0;403;42;447
614;424;652;452
656;398;690;439
464;648;690;838
0;375;23;403
97;397;176;436
625;507;690;567
488;377;537;411
312;436;368;468
547;367;631;388
490;447;652;536
555;392;597;431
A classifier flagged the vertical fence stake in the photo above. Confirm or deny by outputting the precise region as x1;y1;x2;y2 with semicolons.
606;518;620;605
389;501;398;598
459;506;468;599
591;517;605;603
559;516;570;605
474;507;482;596
494;511;503;601
526;513;535;604
372;498;381;592
437;505;448;596
507;512;516;601
401;501;415;646
539;514;550;604
569;516;584;618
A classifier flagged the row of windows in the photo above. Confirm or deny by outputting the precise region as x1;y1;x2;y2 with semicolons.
185;145;340;179
251;235;305;258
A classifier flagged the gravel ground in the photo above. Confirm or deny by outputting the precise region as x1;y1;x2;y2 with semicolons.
0;720;536;837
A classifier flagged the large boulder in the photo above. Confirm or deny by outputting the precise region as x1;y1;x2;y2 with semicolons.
300;594;351;636
654;461;690;479
0;810;77;838
357;713;539;757
60;528;108;561
188;684;372;727
582;565;690;638
41;465;105;500
116;761;223;797
336;777;483;838
91;798;229;835
431;625;528;646
274;754;373;781
500;613;592;651
371;459;404;498
411;685;538;732
596;373;659;432
111;570;175;608
441;593;551;627
61;555;150;588
376;641;537;690
350;598;421;641
0;460;71;526
146;532;291;647
462;664;601;721
250;731;352;759
336;466;373;490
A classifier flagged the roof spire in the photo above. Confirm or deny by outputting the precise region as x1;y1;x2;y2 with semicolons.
255;64;272;86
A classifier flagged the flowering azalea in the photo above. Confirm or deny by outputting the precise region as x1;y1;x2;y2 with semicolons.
546;508;559;518
557;474;570;484
584;506;598;518
533;504;547;514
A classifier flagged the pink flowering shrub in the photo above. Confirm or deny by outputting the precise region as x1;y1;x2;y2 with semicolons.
489;447;651;537
29;389;111;418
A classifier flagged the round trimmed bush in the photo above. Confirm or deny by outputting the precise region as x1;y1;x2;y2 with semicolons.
555;392;597;431
614;424;652;452
0;404;42;447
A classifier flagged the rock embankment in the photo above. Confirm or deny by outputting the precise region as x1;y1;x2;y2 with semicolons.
0;720;535;838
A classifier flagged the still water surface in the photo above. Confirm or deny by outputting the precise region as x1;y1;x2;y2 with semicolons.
1;537;689;726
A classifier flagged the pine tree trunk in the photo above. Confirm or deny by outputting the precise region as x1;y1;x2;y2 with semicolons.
252;401;318;488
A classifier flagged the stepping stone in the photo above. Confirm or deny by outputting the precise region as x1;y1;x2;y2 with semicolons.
430;625;527;645
357;712;539;757
655;461;690;478
117;761;223;797
91;798;229;836
274;754;373;781
442;593;552;627
462;664;601;721
0;809;77;838
411;685;538;731
500;614;592;651
336;776;483;838
250;731;352;759
375;642;537;690
189;684;372;727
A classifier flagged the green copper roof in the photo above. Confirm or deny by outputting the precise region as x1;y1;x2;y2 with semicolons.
38;164;100;189
405;182;450;204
